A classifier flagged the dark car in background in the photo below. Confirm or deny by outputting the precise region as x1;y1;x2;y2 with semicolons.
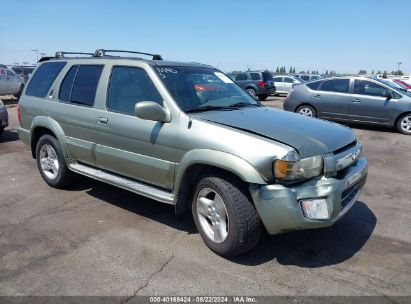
227;70;275;101
0;99;9;136
284;76;411;135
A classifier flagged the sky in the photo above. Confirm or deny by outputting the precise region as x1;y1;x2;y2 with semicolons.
1;0;410;74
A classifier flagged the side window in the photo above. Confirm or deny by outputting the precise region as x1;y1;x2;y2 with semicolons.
108;66;163;115
70;65;103;106
26;62;66;97
354;80;390;97
301;75;310;81
284;77;295;83
306;81;323;91
250;73;261;81
319;79;349;93
227;74;236;81
273;77;283;82
59;66;78;102
6;69;15;76
235;73;248;81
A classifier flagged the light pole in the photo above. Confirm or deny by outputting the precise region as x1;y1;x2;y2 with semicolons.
31;49;38;62
397;62;402;74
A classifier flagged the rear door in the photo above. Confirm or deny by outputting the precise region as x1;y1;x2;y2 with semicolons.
233;73;248;89
55;64;104;165
348;79;394;124
312;78;351;120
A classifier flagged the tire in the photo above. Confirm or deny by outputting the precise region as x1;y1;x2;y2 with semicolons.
296;105;317;118
35;134;73;188
192;175;261;257
0;128;3;136
14;85;24;99
396;113;411;135
258;94;268;101
246;88;257;98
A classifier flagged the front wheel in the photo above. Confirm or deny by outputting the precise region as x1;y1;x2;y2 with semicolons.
258;94;268;101
396;113;411;135
296;105;317;118
192;175;261;257
36;135;73;188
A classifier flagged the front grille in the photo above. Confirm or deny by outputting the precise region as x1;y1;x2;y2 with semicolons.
341;175;366;210
333;140;357;155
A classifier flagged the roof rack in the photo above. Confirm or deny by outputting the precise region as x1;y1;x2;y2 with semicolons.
55;51;94;58
94;49;163;60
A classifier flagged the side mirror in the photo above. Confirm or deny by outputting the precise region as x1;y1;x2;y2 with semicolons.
135;101;171;122
383;91;392;99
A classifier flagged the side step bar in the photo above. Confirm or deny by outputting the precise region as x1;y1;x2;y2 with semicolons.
68;163;175;205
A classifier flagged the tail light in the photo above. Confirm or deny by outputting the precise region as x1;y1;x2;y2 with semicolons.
258;81;265;87
17;101;21;123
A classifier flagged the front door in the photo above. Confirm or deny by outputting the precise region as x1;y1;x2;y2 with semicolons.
95;65;177;190
348;79;393;124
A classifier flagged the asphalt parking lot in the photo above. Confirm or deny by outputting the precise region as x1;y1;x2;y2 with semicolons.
0;96;410;296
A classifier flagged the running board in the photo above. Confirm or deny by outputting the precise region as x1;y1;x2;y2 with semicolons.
69;163;175;205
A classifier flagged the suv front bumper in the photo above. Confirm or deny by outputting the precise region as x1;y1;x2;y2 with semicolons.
250;157;368;235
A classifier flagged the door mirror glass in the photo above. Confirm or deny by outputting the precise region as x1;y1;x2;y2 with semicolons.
135;101;170;122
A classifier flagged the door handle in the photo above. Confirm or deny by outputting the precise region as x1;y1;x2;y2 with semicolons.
352;98;361;103
313;94;322;98
98;117;108;124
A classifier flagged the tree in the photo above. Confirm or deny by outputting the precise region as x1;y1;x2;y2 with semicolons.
292;68;296;73
371;70;375;75
325;70;329;76
289;66;293;73
383;71;387;78
358;70;367;75
275;67;279;73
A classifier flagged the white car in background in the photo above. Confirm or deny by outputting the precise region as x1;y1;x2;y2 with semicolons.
273;75;304;95
0;65;24;98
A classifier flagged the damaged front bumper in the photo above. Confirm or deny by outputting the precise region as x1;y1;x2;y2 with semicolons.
250;157;368;235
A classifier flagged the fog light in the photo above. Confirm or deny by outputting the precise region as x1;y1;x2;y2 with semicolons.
300;198;329;220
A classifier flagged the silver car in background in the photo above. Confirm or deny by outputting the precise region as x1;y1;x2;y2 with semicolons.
284;76;411;135
0;65;25;98
273;75;304;95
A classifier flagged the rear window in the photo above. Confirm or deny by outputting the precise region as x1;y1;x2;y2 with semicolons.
319;79;349;93
263;72;274;81
69;65;103;106
26;62;66;97
250;73;261;81
306;81;323;90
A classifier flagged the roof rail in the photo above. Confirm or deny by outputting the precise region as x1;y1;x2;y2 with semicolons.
55;51;94;58
94;49;163;60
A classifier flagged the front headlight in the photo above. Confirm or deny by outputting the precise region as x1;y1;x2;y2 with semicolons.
274;155;324;181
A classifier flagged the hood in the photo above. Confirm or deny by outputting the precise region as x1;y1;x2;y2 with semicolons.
193;107;356;158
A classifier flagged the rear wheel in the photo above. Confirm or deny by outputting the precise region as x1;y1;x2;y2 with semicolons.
36;135;73;188
192;175;261;257
246;88;257;98
258;94;268;101
296;105;317;118
396;113;411;135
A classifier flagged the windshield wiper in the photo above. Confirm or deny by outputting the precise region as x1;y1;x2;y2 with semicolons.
185;105;234;113
227;102;261;108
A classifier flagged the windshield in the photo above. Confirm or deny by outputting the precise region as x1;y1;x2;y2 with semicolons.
154;66;259;112
374;78;411;97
